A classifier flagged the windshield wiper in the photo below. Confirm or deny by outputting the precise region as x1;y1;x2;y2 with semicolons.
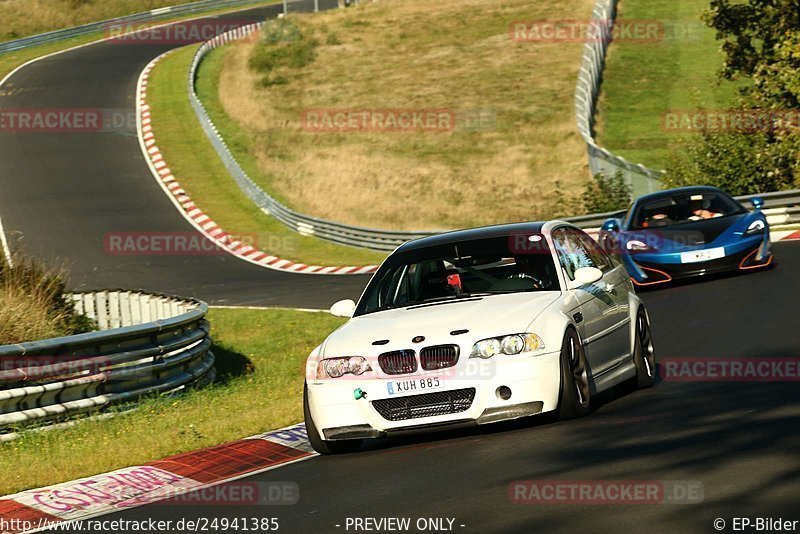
418;292;492;304
368;291;528;314
372;291;519;313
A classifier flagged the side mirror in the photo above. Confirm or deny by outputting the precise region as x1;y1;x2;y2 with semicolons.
749;197;764;210
330;299;356;318
602;219;621;233
569;266;604;289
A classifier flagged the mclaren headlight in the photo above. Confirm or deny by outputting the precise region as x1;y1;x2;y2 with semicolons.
470;334;545;359
744;219;766;236
626;239;654;252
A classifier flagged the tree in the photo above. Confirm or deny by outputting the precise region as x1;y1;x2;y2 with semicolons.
704;0;800;108
664;0;800;194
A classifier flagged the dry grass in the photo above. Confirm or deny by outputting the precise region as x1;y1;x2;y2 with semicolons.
216;0;593;230
152;45;386;265
0;254;92;345
0;0;210;42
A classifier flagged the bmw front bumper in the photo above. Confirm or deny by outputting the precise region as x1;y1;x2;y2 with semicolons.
307;352;561;440
624;236;772;286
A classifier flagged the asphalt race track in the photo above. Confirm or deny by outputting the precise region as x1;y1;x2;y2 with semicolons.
3;1;800;532
101;242;800;532
0;0;367;308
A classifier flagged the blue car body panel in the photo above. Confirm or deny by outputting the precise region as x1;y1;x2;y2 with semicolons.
599;186;773;285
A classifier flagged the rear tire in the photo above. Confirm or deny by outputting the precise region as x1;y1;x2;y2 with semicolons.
633;308;656;388
558;329;591;419
304;383;363;455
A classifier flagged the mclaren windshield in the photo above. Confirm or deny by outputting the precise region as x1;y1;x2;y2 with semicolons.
355;235;559;316
630;191;746;230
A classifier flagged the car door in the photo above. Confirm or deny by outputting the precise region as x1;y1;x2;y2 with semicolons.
574;229;631;363
551;227;627;376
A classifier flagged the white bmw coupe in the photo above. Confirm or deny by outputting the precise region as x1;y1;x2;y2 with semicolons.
304;221;655;454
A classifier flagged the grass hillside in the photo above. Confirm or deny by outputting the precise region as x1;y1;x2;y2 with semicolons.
151;45;387;266
596;0;743;170
212;0;596;230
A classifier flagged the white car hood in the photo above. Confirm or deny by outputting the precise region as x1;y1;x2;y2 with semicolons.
322;291;560;356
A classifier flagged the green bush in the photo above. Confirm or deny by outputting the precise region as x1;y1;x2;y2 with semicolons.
664;122;798;195
249;17;317;86
261;17;303;45
582;171;632;214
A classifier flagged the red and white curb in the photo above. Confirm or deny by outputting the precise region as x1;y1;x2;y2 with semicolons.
0;424;315;533
770;229;800;242
137;53;378;276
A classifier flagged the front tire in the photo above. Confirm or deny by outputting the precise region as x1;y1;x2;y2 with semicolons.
633;308;656;388
304;382;363;454
558;329;591;419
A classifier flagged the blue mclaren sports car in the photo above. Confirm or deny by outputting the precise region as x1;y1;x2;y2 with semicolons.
598;186;773;287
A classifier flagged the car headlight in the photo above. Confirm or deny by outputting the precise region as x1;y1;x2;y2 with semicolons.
744;219;766;236
470;333;545;359
317;357;372;379
626;239;653;252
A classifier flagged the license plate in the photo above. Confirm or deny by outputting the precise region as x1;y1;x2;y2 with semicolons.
680;247;725;263
387;377;444;395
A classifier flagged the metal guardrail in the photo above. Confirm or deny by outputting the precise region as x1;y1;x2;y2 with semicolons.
2;0;796;252
574;0;665;198
189;23;800;251
1;0;766;250
188;23;438;251
740;189;800;227
0;291;213;434
572;0;800;221
0;0;275;56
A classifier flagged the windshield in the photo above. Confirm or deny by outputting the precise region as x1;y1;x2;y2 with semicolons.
355;235;558;316
630;191;746;230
